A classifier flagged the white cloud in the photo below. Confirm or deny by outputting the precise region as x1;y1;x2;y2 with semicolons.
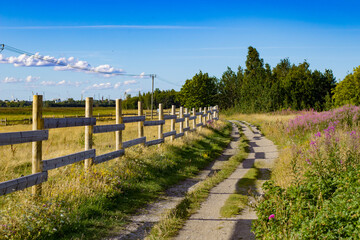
53;80;82;87
3;77;21;83
40;81;56;86
114;82;122;89
57;80;67;85
133;72;151;79
85;82;112;91
124;80;138;85
26;75;40;82
0;53;125;76
124;88;141;94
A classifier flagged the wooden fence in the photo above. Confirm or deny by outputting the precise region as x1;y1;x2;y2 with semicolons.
0;95;219;197
0;112;158;126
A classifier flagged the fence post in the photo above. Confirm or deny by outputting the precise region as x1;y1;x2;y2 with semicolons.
203;107;207;125
207;107;211;121
85;97;94;170
32;95;43;196
138;101;144;146
192;108;196;130
171;105;176;141
158;103;163;140
198;107;202;130
179;106;184;134
116;99;123;155
185;108;189;136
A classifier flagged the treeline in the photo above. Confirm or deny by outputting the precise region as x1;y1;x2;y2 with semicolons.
0;89;180;110
179;46;337;112
122;89;180;110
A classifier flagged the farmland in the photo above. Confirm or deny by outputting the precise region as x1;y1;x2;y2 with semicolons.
0;107;163;125
0;103;228;239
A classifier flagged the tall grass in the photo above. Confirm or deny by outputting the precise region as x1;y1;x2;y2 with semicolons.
226;105;360;239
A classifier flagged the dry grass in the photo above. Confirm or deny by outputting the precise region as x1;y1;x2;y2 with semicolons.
0;117;186;182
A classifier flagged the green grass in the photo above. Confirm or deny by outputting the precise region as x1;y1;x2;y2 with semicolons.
220;167;259;218
67;126;232;240
147;124;249;239
0;123;232;240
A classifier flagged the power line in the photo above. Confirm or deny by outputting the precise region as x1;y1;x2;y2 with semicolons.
1;43;152;78
156;75;182;87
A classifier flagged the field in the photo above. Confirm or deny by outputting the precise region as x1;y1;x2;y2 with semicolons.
0;107;168;126
0;106;227;240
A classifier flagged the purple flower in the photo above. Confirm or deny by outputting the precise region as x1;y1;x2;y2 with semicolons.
310;141;316;146
268;214;275;220
306;159;312;165
315;132;321;137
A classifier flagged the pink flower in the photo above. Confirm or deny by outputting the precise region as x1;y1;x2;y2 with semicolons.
268;214;275;220
306;159;311;165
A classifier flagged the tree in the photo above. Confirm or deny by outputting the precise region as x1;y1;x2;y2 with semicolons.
333;66;360;106
179;71;218;109
241;46;266;112
218;67;240;109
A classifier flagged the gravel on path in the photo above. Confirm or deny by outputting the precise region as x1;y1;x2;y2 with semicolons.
172;121;278;240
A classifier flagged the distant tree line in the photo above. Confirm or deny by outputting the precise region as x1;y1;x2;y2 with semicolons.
0;89;180;110
122;89;180;110
179;46;337;112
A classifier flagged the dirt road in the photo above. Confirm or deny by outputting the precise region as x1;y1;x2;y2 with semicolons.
173;121;278;240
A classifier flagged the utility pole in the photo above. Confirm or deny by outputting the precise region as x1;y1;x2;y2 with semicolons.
151;74;156;119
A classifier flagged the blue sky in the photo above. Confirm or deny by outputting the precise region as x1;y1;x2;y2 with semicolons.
1;0;360;100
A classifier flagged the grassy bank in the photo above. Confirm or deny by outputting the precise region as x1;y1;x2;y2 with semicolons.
0;122;231;240
226;105;360;239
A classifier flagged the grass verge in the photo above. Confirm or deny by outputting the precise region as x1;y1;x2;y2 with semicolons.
146;123;249;239
0;122;231;240
220;167;259;218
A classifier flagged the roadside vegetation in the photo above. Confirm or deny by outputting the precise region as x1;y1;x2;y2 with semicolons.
226;105;360;239
0;120;230;240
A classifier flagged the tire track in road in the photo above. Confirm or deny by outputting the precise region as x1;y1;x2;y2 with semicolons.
173;121;278;240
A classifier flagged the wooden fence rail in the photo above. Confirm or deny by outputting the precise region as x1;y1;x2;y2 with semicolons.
0;95;219;197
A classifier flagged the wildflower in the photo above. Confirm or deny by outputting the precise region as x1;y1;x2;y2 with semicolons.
306;159;311;165
340;160;343;164
310;141;316;146
268;214;275;220
315;132;321;137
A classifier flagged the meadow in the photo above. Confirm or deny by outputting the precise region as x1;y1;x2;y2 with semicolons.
0;107;163;125
226;105;360;239
0;105;228;240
